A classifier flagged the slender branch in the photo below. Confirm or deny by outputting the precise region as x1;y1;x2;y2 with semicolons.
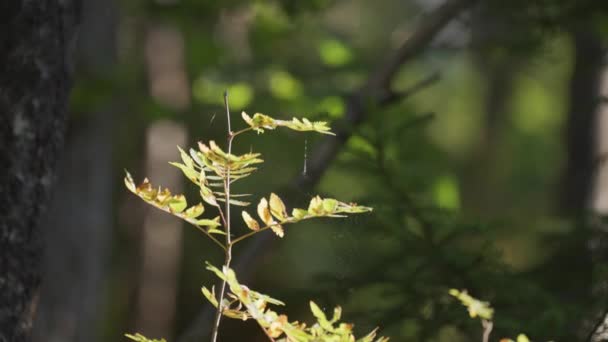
210;91;235;342
232;127;253;137
230;227;272;246
215;203;228;230
258;322;277;342
230;219;299;247
177;1;476;340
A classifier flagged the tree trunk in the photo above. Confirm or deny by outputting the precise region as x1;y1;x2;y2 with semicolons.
31;0;115;340
0;1;80;341
560;30;604;215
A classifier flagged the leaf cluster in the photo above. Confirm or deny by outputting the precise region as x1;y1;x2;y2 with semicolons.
202;263;388;342
124;108;381;341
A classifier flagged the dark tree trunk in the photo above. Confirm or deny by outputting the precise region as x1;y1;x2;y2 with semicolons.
31;0;115;340
0;1;80;341
559;30;604;215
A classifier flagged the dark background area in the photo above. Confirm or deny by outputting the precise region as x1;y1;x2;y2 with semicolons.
15;0;608;341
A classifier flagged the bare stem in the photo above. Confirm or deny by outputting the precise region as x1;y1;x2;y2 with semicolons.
231;127;252;137
481;320;493;342
189;223;226;251
230;226;272;247
258;321;277;342
210;91;235;342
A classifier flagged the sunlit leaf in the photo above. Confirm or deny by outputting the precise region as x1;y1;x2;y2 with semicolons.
308;196;324;214
216;198;251;207
292;208;308;220
269;193;288;221
208;227;227;235
257;197;273;225
168;195;187;213
202;286;218;308
169;162;199;184
241;112;335;136
194;217;222;228
183;203;204;218
203;263;387;341
125;333;166;342
242;211;260;231
449;289;494;320
200;186;218;206
270;224;284;238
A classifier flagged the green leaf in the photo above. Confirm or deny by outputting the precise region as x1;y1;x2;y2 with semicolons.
202;286;218;308
194;217;221;228
169;162;199;184
208;228;227;235
449;289;494;320
125;333;166;342
322;198;338;213
309;301;327;322
178;145;194;168
292;208;308;220
308;196;324;214
183;203;204;218
168;195;187;213
200;186;218;206
216;198;251;207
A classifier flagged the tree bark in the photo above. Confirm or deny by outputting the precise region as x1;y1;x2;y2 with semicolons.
560;30;604;215
31;0;115;340
0;1;80;341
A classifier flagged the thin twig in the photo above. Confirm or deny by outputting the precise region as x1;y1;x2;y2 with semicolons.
189;223;226;251
258;321;277;342
210;91;235;342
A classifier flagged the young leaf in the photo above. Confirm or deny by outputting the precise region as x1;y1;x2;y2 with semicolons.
125;333;166;342
216;197;251;207
194;217;222;228
449;289;494;320
178;145;194;168
269;193;288;221
270;224;284;238
169;162;199;184
183;203;204;218
200;186;218;206
242;211;260;231
202;286;218;308
241;111;335;136
292;208;308;220
257;197;273;225
308;196;324;214
322;198;338;213
168;195;187;213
